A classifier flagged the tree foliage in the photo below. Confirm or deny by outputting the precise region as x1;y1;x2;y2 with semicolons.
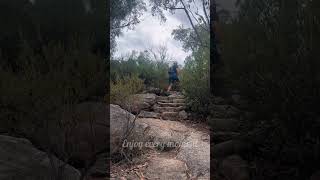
172;19;210;116
111;48;170;89
149;0;209;47
110;0;146;51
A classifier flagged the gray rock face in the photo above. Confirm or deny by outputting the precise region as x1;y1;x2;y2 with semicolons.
130;93;157;114
168;94;185;99
158;98;185;103
0;135;80;180
145;157;189;180
110;104;135;154
134;118;190;148
110;92;210;179
177;132;210;178
161;112;179;120
137;110;160;119
221;155;250;180
154;106;184;113
157;102;185;107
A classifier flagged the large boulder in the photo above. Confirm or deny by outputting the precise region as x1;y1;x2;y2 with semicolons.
177;132;210;178
110;107;190;153
0;135;80;180
161;112;179;120
137;110;160;119
110;104;135;154
133;118;190;150
178;110;188;120
130;93;157;114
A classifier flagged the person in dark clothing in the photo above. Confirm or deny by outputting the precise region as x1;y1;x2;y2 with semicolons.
167;61;179;92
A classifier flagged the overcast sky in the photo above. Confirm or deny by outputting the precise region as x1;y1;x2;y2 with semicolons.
113;0;237;65
113;1;196;65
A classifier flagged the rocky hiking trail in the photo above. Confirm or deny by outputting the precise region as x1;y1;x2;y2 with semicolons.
110;91;210;179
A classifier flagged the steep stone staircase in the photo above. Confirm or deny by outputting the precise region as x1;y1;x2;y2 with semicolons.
139;91;188;121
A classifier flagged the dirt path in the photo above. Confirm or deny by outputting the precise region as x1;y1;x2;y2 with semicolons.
111;91;210;180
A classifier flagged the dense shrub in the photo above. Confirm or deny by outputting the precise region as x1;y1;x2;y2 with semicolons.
111;50;169;90
110;74;144;106
180;46;210;115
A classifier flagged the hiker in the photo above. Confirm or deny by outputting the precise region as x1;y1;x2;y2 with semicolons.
167;61;179;92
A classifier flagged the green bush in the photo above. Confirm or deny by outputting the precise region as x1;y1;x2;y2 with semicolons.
111;51;169;90
110;74;144;106
180;46;210;115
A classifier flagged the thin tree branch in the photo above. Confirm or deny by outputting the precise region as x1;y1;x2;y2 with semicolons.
179;0;204;46
202;0;210;25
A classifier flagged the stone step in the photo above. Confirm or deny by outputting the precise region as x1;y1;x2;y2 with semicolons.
161;112;179;120
158;99;185;103
157;96;185;101
168;94;185;99
154;106;185;113
137;110;161;119
157;102;185;107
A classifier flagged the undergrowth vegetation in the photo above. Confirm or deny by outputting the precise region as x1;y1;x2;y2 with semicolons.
110;75;144;106
172;23;210;117
181;46;210;116
110;49;170;104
